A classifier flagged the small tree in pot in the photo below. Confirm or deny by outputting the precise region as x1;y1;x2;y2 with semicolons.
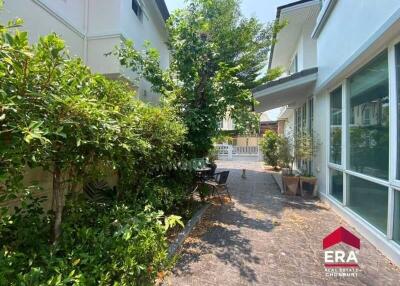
294;132;320;198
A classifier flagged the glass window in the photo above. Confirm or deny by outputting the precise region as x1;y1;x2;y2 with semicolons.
348;176;388;233
295;108;301;136
330;169;343;202
394;190;400;244
330;86;342;165
396;44;400;179
308;97;314;133
289;54;298;75
348;51;389;180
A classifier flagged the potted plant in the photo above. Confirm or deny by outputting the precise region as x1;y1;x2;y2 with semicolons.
294;132;320;198
278;134;299;195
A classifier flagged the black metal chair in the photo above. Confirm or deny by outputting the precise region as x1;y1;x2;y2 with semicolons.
204;163;217;180
204;170;231;204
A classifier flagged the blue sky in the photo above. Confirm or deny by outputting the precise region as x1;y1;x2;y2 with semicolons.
164;0;292;119
165;0;293;24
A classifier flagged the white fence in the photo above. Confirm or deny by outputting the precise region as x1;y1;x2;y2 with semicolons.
215;144;262;161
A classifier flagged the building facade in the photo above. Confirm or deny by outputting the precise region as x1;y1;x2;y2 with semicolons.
0;0;170;103
254;0;400;265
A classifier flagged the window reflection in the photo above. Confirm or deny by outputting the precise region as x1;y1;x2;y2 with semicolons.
330;86;342;165
349;51;389;180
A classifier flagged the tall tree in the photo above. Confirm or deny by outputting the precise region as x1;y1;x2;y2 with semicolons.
119;0;282;157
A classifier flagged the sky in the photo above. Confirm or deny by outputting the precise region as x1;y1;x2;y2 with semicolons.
165;0;293;24
164;0;293;120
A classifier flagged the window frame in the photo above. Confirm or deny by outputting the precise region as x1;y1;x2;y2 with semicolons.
326;45;397;238
132;0;143;21
329;85;343;165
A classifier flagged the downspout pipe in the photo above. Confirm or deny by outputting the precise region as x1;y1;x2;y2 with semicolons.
83;0;89;64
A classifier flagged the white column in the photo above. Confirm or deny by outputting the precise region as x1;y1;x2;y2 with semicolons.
228;145;233;161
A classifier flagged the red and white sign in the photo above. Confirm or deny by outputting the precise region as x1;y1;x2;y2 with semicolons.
323;227;361;277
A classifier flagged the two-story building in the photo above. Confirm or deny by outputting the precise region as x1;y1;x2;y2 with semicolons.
254;0;400;265
0;0;170;103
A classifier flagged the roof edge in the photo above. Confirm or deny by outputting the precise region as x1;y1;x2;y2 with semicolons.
267;0;320;70
155;0;170;22
311;0;337;39
253;67;318;93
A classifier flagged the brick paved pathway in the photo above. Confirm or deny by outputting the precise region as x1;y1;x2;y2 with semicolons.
165;161;400;286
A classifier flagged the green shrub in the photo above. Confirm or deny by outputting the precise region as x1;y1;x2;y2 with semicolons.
0;195;182;286
0;9;191;285
0;14;187;241
260;130;282;168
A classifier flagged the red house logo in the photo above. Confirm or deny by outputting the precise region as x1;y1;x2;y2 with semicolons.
323;227;360;269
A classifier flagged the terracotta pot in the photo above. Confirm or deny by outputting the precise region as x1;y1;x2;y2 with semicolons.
281;168;290;176
282;175;299;196
299;176;318;198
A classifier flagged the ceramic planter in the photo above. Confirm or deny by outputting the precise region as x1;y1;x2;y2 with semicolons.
299;176;318;198
282;175;299;196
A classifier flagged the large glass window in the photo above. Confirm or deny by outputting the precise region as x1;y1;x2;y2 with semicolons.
330;86;342;165
330;169;343;202
348;51;389;180
348;176;388;233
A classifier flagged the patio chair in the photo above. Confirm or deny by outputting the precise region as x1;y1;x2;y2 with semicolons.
204;163;217;180
204;171;231;204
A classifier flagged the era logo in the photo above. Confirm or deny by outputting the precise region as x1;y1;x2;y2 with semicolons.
324;250;358;264
323;227;360;268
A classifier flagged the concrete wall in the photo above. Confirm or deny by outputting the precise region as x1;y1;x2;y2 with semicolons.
302;19;317;69
87;36;121;75
286;14;317;74
316;0;400;88
40;0;85;31
88;0;120;36
313;92;329;196
235;136;259;147
0;0;85;58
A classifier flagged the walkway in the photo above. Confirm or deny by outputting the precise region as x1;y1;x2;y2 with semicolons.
165;161;400;286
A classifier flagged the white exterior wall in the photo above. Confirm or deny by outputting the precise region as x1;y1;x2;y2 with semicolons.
316;0;400;89
283;110;294;139
0;0;170;104
0;0;85;57
313;92;328;196
291;21;317;72
302;19;317;69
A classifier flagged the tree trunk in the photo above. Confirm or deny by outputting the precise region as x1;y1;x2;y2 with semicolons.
51;162;63;243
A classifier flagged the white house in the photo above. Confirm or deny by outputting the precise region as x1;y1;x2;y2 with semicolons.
254;0;400;265
0;0;170;103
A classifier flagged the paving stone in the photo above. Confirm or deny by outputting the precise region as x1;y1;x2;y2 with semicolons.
167;161;400;285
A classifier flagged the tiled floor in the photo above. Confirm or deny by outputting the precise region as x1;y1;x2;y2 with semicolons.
165;161;400;286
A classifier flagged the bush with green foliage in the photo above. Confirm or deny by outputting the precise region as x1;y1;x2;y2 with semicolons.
0;194;182;285
0;9;190;285
260;130;282;168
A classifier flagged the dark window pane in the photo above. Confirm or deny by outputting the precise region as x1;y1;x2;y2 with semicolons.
394;191;400;244
132;0;142;18
348;176;388;233
330;169;343;202
349;51;389;180
330;86;342;164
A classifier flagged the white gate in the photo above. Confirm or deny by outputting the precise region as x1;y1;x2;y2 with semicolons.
215;144;262;161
